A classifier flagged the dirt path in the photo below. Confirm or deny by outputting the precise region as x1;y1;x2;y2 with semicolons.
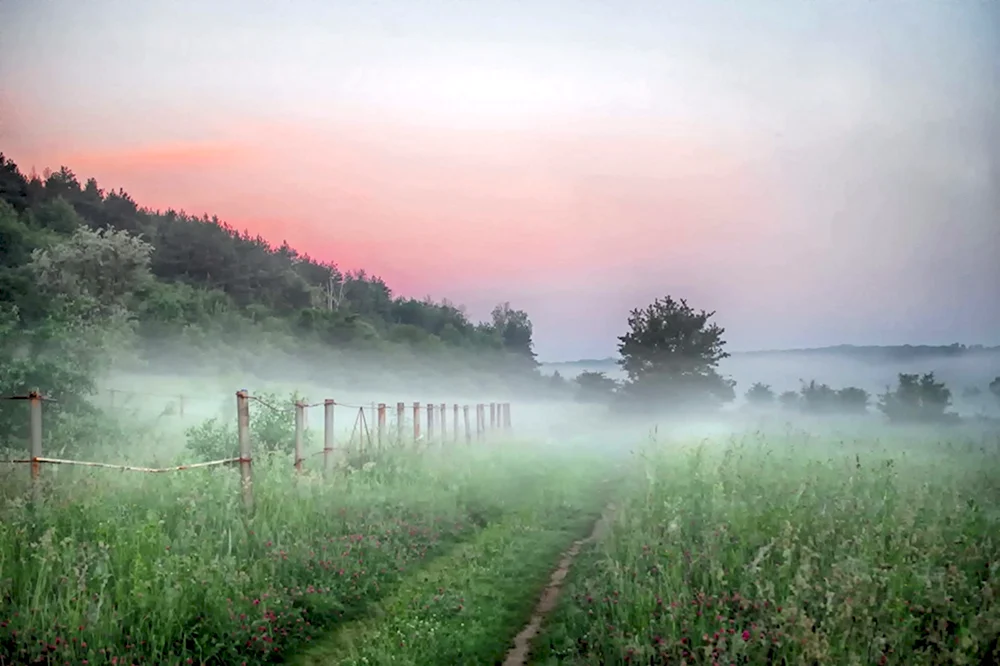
502;503;615;666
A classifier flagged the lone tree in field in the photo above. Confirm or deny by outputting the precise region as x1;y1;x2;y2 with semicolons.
990;377;1000;403
617;295;735;409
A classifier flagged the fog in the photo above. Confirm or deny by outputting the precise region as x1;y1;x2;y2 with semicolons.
82;337;999;473
543;347;1000;416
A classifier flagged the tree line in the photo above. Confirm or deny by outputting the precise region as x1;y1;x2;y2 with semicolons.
558;296;1000;424
0;155;539;366
2;151;994;448
0;153;545;445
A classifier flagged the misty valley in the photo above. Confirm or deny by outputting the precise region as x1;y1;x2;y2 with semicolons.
2;152;998;666
3;1;1000;662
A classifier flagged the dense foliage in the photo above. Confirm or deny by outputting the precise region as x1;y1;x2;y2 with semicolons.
0;155;538;365
0;154;545;442
616;296;736;409
877;372;957;424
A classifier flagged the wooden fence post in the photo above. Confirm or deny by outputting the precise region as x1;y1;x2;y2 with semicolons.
427;403;435;443
453;404;459;443
294;400;305;474
504;403;511;430
476;404;484;440
178;394;185;417
236;390;254;512
489;402;497;431
439;402;447;443
412;402;421;442
29;391;42;504
396;402;404;444
377;403;386;449
463;405;471;444
323;399;335;477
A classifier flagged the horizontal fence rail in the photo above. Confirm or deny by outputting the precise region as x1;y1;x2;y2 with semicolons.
1;392;514;511
1;456;243;473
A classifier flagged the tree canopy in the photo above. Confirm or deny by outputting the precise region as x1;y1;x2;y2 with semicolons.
616;295;735;409
0;154;538;378
877;372;956;424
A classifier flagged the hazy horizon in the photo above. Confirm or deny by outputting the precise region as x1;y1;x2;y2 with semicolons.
543;341;1000;365
3;0;998;360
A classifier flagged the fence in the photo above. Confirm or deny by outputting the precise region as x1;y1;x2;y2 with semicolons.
1;391;514;512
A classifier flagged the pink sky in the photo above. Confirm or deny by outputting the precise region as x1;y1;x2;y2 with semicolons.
2;0;997;359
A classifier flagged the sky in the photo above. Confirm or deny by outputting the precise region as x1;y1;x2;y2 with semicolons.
1;0;998;361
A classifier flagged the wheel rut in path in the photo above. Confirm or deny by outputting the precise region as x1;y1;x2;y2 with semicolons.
502;503;615;666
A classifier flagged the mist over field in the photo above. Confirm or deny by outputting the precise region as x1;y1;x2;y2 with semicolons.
3;0;1000;664
543;345;1000;414
542;345;1000;384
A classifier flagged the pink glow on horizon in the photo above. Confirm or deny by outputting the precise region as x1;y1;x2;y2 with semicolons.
6;116;780;301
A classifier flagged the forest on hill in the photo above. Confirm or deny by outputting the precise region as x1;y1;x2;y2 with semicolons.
0;154;539;386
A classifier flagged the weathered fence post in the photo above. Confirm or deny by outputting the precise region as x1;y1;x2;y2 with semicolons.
323;399;335;477
463;405;471;445
294;400;305;474
29;391;42;505
476;404;484;440
504;402;511;430
427;403;435;443
439;402;447;443
178;394;185;417
453;404;459;443
236;390;254;512
396;402;405;444
489;402;497;431
377;403;386;449
412;402;421;442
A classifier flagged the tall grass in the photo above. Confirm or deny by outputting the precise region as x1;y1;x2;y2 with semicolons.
0;440;606;665
538;427;1000;665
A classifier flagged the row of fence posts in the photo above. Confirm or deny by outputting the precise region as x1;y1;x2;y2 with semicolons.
10;391;512;512
225;393;514;512
276;396;513;476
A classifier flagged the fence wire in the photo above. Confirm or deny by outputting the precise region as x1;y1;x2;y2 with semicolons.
2;392;512;476
1;456;242;473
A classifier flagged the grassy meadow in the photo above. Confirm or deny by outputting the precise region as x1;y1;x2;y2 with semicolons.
0;432;619;665
1;379;998;665
535;427;1000;665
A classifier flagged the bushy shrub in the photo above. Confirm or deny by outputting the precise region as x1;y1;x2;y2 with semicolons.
877;372;957;424
836;386;870;414
745;382;775;406
184;391;315;461
574;371;620;403
778;390;800;410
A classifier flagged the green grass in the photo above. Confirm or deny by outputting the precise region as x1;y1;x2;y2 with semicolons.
5;415;999;666
0;441;611;665
293;477;613;665
534;428;1000;665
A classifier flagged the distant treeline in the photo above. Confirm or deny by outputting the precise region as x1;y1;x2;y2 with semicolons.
741;344;1000;360
546;343;1000;371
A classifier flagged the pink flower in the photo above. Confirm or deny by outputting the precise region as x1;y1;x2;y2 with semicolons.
742;630;751;641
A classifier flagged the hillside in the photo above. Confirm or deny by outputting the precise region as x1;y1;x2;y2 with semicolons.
0;154;538;380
